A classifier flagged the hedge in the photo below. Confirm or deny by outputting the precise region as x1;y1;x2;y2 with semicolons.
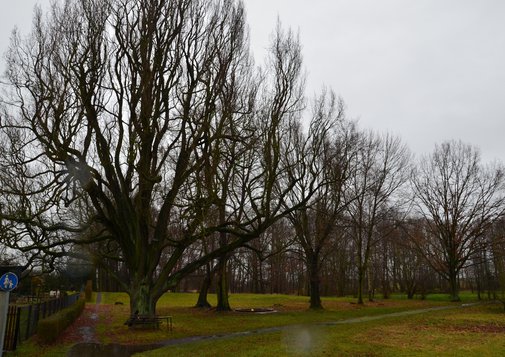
37;298;86;344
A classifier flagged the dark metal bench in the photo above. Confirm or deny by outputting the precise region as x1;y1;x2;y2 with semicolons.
124;314;173;331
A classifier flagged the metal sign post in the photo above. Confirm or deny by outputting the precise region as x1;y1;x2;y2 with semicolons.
0;272;18;357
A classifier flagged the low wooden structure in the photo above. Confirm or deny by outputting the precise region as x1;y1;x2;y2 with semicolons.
125;314;173;331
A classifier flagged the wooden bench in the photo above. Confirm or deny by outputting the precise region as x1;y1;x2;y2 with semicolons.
125;314;173;331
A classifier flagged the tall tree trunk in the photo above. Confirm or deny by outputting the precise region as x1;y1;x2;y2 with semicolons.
382;245;390;299
195;264;213;308
216;255;231;311
129;280;157;316
448;270;460;302
308;255;323;309
357;267;364;304
407;279;416;299
368;269;374;302
258;259;265;294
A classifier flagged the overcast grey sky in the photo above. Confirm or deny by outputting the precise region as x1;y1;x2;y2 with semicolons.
1;0;504;162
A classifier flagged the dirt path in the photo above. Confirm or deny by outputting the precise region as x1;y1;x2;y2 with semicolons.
59;293;112;345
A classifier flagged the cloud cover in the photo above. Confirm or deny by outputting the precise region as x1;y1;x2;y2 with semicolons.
1;0;503;162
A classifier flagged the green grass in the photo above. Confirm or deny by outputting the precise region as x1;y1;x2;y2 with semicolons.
135;303;505;357
94;292;458;344
388;290;480;302
11;291;497;356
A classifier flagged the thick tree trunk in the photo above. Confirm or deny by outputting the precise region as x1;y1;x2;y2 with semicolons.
382;283;390;299
476;277;482;300
216;256;231;311
357;267;364;304
308;256;322;309
449;271;460;302
407;281;416;299
368;269;374;302
195;264;213;308
129;282;157;316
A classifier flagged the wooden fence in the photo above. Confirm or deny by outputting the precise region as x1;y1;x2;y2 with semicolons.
3;293;80;351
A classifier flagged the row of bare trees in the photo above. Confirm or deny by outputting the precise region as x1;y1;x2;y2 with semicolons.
0;0;504;314
180;191;505;309
89;134;505;310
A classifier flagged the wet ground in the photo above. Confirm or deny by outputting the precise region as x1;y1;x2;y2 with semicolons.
65;301;487;356
65;292;168;356
67;342;164;357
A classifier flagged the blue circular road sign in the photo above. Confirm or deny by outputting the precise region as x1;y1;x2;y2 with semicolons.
0;272;18;292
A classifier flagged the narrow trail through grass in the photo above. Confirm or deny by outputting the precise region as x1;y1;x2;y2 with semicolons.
156;301;487;348
135;301;505;357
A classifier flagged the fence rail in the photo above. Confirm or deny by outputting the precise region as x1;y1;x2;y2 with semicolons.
3;292;81;351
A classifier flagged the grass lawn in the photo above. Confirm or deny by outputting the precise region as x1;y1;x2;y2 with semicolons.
10;291;503;356
94;292;457;344
135;303;505;357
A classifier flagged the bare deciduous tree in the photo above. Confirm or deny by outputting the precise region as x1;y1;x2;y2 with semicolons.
344;131;410;304
0;0;310;315
287;91;357;309
411;140;505;301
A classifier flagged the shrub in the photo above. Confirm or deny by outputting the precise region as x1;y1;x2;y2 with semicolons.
37;298;85;344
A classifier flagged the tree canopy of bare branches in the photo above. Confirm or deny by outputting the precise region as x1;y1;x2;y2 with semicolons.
411;140;505;301
0;0;313;314
343;131;411;304
286;91;357;309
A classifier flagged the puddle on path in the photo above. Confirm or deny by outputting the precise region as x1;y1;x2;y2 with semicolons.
67;342;164;357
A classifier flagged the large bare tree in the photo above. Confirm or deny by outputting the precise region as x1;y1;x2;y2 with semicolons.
0;0;310;314
411;140;505;301
343;131;410;304
286;92;357;309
